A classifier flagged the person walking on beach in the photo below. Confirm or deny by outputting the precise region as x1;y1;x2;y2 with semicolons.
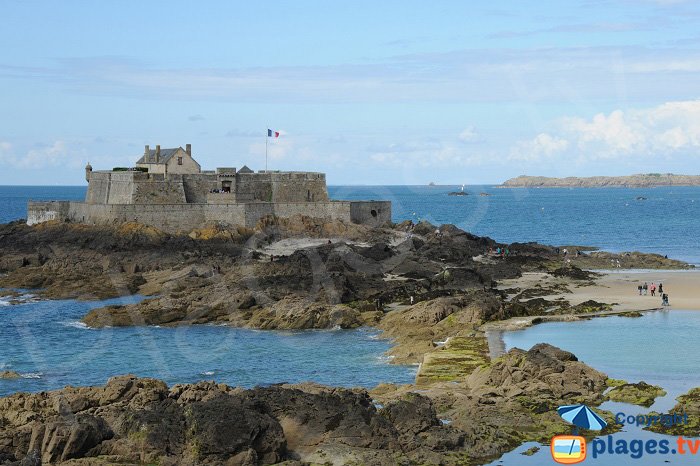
650;283;656;297
638;284;643;295
659;283;663;294
643;282;648;295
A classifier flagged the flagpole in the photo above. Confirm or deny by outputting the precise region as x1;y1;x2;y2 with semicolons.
265;128;268;172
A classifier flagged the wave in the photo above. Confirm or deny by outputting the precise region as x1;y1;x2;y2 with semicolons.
375;354;395;363
201;370;216;376
21;372;42;379
62;321;92;330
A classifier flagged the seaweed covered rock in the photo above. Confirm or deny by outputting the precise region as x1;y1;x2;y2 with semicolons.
606;381;666;407
646;387;700;436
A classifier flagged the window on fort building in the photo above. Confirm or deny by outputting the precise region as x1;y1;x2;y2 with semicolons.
178;157;183;165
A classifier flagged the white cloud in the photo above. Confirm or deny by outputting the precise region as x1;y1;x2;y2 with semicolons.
458;126;481;143
0;140;93;169
5;44;700;104
510;100;700;162
368;138;491;167
510;133;569;161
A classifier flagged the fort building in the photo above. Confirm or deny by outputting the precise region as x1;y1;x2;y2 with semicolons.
27;144;391;233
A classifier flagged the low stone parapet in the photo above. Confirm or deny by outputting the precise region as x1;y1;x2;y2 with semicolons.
27;201;71;225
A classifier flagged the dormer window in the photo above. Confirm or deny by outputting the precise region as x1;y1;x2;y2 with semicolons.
178;157;183;165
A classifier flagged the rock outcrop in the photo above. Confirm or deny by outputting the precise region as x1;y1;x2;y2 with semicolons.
0;343;621;465
646;387;700;436
372;343;619;461
0;375;463;465
501;173;700;188
606;381;666;407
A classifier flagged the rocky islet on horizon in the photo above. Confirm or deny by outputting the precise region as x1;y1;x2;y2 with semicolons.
500;173;700;188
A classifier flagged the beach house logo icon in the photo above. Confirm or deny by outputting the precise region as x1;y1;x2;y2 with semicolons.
551;435;587;464
551;404;607;464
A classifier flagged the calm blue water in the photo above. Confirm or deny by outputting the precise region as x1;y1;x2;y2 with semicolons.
330;185;700;264
488;311;700;466
0;293;415;396
3;185;697;262
504;310;700;408
0;186;85;224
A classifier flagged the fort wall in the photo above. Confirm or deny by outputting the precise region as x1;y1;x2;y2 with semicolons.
131;178;187;204
33;156;389;232
26;201;71;225
27;200;391;233
85;173;112;204
106;172;137;204
236;172;329;203
182;174;218;203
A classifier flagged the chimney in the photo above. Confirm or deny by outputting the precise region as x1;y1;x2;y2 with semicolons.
144;144;150;159
186;144;191;156
155;145;161;163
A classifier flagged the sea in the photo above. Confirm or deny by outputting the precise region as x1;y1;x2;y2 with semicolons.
2;184;700;465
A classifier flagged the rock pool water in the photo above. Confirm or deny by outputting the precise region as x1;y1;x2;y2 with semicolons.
0;293;416;396
488;310;700;466
504;310;700;407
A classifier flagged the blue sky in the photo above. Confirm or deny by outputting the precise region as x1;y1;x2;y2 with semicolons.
2;0;700;185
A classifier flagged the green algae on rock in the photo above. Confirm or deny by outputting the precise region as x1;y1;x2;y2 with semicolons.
606;381;666;407
646;387;700;436
415;335;490;385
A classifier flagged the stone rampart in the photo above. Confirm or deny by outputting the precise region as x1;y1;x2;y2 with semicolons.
27;200;391;233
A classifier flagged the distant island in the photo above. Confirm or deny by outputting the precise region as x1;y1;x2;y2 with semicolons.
500;173;700;188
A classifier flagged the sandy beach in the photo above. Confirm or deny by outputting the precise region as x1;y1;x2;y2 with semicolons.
500;270;700;312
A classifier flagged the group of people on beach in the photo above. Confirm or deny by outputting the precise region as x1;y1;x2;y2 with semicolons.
637;282;670;306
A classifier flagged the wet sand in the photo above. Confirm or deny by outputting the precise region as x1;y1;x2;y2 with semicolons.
500;270;700;312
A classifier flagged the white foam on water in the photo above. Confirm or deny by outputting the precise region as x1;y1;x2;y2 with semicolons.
63;321;91;330
375;354;395;363
21;372;42;379
201;371;216;376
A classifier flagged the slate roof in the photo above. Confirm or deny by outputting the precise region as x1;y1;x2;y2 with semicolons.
136;147;183;165
238;165;253;174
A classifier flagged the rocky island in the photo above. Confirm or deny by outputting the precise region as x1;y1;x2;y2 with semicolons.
0;212;690;465
0;148;694;466
501;173;700;188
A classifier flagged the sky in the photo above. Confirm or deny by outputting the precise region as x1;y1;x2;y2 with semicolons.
1;0;700;185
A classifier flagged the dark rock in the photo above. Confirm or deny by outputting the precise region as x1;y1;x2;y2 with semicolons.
552;266;597;280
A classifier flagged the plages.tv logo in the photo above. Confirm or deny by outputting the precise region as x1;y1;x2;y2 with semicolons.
551;404;607;464
551;435;587;464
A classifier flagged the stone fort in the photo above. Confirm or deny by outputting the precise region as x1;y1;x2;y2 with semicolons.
27;144;391;233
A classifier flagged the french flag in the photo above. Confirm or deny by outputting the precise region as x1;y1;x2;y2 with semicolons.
267;129;280;138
